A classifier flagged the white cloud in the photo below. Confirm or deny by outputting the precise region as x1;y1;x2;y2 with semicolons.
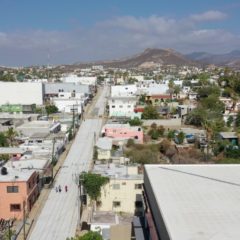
190;10;227;22
0;11;239;66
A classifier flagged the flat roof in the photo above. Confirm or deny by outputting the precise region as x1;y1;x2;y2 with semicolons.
0;147;26;155
219;132;238;139
6;159;50;171
144;164;240;240
0;166;35;182
93;163;143;180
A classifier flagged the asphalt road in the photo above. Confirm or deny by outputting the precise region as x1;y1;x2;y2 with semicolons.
28;86;108;240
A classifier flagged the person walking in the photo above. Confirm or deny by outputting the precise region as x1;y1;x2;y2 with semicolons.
55;186;58;193
65;185;68;192
58;185;62;193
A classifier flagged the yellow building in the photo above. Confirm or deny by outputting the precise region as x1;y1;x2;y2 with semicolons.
93;164;143;214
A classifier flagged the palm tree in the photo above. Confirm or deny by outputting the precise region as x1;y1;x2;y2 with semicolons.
5;127;18;146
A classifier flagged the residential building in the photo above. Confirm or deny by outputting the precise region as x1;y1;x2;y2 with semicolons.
219;132;238;145
43;83;90;98
90;211;132;240
96;138;112;160
61;74;97;85
108;97;141;119
102;123;144;144
177;104;196;118
17;120;61;137
92;163;143;214
0;167;39;220
111;85;137;97
143;164;240;240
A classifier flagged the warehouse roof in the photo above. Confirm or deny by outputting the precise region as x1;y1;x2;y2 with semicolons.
144;164;240;240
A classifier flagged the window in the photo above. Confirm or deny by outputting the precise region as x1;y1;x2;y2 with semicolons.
127;105;131;108
135;201;143;208
112;105;115;108
134;136;138;139
119;105;123;108
7;186;19;193
113;201;121;207
112;184;120;190
135;184;142;190
10;204;21;211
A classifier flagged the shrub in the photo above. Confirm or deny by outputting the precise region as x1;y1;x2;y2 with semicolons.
126;139;135;148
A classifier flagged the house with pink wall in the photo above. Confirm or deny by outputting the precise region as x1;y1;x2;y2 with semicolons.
102;123;143;144
0;167;39;220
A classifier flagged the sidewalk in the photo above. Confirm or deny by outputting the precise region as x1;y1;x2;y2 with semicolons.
16;140;74;240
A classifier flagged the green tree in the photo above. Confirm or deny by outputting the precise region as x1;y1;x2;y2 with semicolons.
142;105;159;119
0;132;8;147
197;85;220;99
167;130;176;140
45;105;58;115
2;229;15;240
67;231;103;240
81;173;109;202
128;117;142;126
176;131;185;144
235;111;240;129
185;108;206;127
227;116;234;127
5;127;18;146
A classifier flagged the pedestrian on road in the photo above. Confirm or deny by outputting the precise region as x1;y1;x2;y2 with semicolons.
58;185;62;193
65;185;68;192
55;186;58;193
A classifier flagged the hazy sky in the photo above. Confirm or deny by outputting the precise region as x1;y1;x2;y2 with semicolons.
0;0;240;66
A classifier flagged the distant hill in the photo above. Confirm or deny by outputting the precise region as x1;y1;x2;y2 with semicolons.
71;48;197;69
186;50;240;68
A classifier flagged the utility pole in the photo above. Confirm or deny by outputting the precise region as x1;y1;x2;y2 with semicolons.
72;104;76;134
51;138;56;185
23;200;26;240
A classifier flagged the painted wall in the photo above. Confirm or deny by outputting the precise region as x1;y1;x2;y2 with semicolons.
98;178;143;214
0;172;39;220
104;125;143;143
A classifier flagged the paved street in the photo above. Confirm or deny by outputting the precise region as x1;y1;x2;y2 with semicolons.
28;86;108;240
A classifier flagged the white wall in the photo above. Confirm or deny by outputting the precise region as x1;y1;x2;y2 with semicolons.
61;74;96;85
53;99;83;113
111;85;137;97
0;82;43;105
108;98;137;117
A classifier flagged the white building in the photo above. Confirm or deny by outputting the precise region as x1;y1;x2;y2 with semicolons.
111;85;137;97
61;74;97;85
108;97;140;118
0;82;43;105
17;121;61;137
96;138;112;160
52;91;85;114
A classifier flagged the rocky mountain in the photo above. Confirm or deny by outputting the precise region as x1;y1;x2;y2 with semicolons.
186;50;240;68
71;48;197;69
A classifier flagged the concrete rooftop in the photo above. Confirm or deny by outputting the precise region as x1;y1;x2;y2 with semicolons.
145;164;240;240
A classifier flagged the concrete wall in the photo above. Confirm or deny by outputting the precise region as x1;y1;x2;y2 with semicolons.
44;83;90;95
98;178;143;214
97;149;111;160
0;82;43;105
144;170;170;240
0;172;38;220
